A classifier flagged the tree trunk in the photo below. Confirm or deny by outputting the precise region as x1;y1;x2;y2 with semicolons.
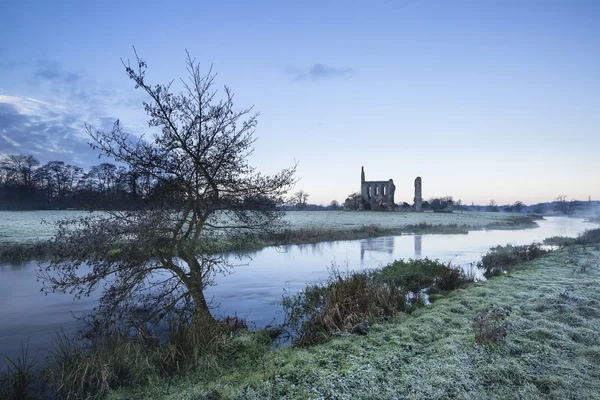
188;280;217;325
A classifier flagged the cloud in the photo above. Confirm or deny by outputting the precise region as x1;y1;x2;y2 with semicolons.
0;61;156;167
0;98;98;166
34;60;81;84
287;64;355;81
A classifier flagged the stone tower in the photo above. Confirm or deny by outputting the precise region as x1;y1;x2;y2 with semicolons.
414;176;423;212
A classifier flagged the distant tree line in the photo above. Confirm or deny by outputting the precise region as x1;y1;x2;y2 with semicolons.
0;154;160;210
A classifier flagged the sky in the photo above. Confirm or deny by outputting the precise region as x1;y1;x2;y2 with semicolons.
0;0;599;206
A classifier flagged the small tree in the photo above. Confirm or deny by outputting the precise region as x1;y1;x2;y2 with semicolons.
487;199;499;212
39;51;297;330
0;154;40;186
344;192;362;210
429;197;453;212
292;190;309;209
328;200;340;210
554;195;577;215
513;201;524;213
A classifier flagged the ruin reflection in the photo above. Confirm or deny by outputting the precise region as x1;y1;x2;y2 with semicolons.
360;236;394;261
414;235;422;256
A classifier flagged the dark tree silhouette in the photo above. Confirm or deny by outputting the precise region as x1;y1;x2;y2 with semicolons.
554;195;577;215
39;50;297;330
513;201;524;213
292;190;309;209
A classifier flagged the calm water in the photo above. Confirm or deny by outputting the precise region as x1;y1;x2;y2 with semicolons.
0;216;597;369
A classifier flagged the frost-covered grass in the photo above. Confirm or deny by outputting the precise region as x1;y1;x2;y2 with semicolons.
109;244;600;399
0;210;88;244
0;210;533;245
283;210;532;231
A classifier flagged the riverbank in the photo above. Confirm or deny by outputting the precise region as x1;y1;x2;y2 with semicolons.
225;212;541;252
0;211;541;262
109;235;600;399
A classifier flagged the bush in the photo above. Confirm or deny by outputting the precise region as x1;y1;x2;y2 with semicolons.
479;243;549;278
542;229;600;249
575;228;600;245
543;236;576;247
282;267;405;347
472;305;511;345
437;266;470;291
0;242;53;263
39;313;232;399
373;258;470;293
430;198;453;212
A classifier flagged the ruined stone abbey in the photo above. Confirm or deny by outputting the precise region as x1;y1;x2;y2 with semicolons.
345;166;423;211
358;167;396;211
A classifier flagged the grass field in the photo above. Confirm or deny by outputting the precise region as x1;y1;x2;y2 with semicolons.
108;244;600;399
0;210;535;245
282;210;531;231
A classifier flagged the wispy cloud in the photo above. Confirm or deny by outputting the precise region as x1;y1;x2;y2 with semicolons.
0;60;162;166
286;64;355;81
0;100;94;165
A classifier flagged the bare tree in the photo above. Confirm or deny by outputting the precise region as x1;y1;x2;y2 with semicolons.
513;201;524;213
554;195;577;215
292;190;309;209
39;51;297;330
0;154;40;185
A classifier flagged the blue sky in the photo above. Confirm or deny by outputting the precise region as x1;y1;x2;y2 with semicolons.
1;0;599;205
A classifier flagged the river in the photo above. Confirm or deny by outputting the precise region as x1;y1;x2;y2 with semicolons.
0;216;597;370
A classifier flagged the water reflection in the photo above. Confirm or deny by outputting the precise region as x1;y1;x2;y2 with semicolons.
414;235;422;256
360;236;394;261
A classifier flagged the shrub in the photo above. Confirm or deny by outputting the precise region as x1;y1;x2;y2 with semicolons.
282;267;405;346
373;258;471;293
575;228;600;245
472;305;511;345
430;197;453;212
479;243;549;278
437;266;471;291
543;236;576;247
541;229;600;250
41;313;231;399
0;242;53;263
374;258;447;292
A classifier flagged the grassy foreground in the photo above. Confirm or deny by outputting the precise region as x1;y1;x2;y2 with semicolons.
107;244;600;399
